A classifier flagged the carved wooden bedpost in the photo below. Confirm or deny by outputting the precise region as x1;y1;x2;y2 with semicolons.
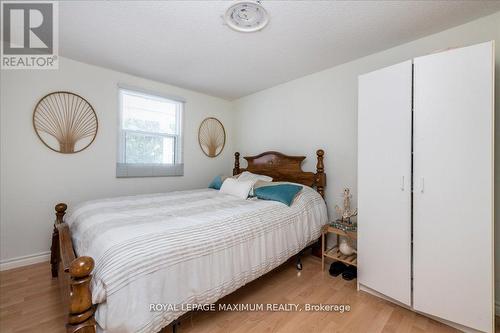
52;203;97;333
316;149;326;198
67;256;96;333
51;203;67;277
311;149;327;257
233;152;241;176
56;203;67;223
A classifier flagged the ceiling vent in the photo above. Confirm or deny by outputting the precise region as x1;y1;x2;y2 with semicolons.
224;1;269;33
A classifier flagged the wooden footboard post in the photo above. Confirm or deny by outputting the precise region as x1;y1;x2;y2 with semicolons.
51;203;67;277
52;203;96;333
51;224;60;277
67;256;96;333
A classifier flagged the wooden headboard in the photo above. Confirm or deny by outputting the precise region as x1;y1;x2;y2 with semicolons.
233;150;326;198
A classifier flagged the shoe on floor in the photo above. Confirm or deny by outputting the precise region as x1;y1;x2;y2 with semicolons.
329;261;347;277
342;265;357;280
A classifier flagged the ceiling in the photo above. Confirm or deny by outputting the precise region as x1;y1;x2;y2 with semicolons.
59;1;500;100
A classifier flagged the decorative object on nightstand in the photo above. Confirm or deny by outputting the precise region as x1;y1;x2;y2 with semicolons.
335;188;357;224
339;237;356;256
332;187;358;256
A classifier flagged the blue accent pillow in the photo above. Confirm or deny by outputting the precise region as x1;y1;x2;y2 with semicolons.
208;176;223;190
254;184;303;206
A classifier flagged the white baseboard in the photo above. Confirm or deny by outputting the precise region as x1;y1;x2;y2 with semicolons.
0;251;50;271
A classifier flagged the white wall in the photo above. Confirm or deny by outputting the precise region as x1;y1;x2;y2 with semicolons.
0;57;235;263
233;12;500;301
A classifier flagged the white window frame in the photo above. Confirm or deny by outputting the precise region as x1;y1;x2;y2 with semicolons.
116;85;185;178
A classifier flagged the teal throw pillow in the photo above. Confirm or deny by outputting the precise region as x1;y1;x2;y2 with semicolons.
254;184;303;206
208;176;223;190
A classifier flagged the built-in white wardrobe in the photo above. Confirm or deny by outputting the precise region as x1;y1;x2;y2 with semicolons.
357;41;494;333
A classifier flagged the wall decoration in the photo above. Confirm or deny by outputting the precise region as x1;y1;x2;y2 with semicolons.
198;117;226;157
33;91;98;154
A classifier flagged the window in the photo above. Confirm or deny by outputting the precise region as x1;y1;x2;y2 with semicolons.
117;88;184;177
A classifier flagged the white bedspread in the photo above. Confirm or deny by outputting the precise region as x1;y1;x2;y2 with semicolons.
66;186;327;333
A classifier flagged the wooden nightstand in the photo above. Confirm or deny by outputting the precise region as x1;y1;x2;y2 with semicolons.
321;225;357;271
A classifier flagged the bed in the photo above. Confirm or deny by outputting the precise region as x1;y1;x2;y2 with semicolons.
51;150;327;333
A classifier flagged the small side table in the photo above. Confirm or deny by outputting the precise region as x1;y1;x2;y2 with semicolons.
321;225;357;271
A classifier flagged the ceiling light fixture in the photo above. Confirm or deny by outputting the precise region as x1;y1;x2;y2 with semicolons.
224;1;269;33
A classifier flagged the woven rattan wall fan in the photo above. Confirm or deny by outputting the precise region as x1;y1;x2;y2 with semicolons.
33;91;98;154
198;117;226;157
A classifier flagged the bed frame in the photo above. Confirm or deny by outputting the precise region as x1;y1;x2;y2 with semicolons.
233;149;326;197
50;150;326;333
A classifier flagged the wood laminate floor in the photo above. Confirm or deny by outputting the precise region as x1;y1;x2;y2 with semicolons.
0;255;496;333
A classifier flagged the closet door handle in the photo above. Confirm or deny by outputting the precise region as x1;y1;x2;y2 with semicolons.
401;176;405;191
420;177;425;193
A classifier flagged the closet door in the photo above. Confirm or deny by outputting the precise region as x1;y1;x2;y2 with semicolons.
413;41;494;332
358;60;412;306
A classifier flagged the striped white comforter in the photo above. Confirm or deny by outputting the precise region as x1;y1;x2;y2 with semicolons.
66;186;327;333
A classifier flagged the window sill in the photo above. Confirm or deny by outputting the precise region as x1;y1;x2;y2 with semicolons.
116;163;184;178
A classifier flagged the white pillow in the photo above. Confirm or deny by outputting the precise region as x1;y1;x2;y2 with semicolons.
219;178;254;199
237;171;273;183
237;171;273;195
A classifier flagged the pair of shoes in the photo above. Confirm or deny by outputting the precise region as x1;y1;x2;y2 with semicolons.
328;262;357;280
342;266;357;280
329;262;347;277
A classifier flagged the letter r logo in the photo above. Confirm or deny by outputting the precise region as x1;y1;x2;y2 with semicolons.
2;2;53;54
